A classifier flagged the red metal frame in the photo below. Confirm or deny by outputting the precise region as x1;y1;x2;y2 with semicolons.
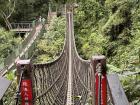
92;56;107;105
21;79;33;105
95;72;107;105
16;60;33;105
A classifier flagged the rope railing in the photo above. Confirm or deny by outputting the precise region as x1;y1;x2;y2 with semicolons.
72;58;92;105
68;11;94;104
32;52;69;104
31;9;95;105
32;15;68;104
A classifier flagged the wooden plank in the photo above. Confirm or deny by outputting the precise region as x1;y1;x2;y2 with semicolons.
0;77;11;100
107;74;129;105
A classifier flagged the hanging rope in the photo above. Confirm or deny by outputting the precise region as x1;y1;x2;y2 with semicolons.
32;9;94;105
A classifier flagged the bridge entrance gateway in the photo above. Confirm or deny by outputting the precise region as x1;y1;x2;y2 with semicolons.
0;5;129;105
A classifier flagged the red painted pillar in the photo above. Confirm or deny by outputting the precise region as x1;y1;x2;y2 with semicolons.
16;60;33;105
91;56;107;105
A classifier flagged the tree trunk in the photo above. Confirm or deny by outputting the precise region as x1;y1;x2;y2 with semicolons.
1;13;12;30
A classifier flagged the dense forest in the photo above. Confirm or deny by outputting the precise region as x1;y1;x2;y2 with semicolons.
0;0;140;104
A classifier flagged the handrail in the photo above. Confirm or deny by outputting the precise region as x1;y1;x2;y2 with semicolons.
0;77;11;104
107;74;129;105
11;23;33;29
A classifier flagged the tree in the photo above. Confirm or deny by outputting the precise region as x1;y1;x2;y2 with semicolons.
0;28;21;63
0;0;16;29
33;16;65;63
11;0;49;22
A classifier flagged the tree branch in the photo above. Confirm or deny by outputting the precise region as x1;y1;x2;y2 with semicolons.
7;0;16;19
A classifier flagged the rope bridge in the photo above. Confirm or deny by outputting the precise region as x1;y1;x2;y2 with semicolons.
15;11;129;105
32;12;94;105
0;8;129;105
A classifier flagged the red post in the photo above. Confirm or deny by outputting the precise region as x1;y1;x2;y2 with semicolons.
16;60;33;105
91;56;107;105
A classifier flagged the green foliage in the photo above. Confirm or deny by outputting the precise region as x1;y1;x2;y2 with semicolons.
81;32;106;58
6;71;15;80
11;0;49;22
3;0;138;103
0;0;15;13
33;16;65;63
107;64;122;73
73;0;140;103
0;28;21;64
74;0;108;59
121;75;140;104
0;0;49;26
